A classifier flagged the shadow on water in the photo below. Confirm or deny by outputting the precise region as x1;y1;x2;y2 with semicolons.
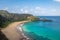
23;31;51;40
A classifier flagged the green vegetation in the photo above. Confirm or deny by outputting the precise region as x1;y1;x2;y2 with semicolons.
0;10;33;28
27;16;40;21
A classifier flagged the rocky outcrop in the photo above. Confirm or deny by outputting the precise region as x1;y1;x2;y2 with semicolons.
40;18;52;22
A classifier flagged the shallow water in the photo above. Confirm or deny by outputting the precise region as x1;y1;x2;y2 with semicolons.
22;16;60;40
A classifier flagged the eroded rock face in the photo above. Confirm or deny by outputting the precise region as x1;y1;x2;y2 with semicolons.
0;30;8;40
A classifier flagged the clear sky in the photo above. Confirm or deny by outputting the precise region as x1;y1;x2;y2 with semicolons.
0;0;60;16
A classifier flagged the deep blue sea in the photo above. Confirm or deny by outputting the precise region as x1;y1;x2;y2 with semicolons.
22;16;60;40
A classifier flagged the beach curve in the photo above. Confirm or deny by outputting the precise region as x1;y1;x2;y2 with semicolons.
1;21;28;40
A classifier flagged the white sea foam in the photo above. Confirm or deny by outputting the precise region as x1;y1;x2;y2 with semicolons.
17;23;24;32
17;23;30;40
19;27;22;31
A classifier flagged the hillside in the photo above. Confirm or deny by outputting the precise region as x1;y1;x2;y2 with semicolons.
0;10;33;28
0;10;33;21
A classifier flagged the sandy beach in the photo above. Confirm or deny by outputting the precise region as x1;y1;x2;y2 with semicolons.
1;21;28;40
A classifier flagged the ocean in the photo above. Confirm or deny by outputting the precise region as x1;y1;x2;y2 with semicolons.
22;16;60;40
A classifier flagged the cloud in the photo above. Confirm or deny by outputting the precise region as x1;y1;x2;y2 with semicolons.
19;6;60;16
20;8;29;13
23;9;29;13
35;7;41;10
3;7;8;10
20;9;24;12
53;0;60;2
3;6;60;16
34;6;47;14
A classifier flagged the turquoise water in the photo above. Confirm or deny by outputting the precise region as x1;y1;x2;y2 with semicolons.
22;16;60;40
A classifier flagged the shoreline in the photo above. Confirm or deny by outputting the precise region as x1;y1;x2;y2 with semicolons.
1;21;29;40
16;23;30;40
